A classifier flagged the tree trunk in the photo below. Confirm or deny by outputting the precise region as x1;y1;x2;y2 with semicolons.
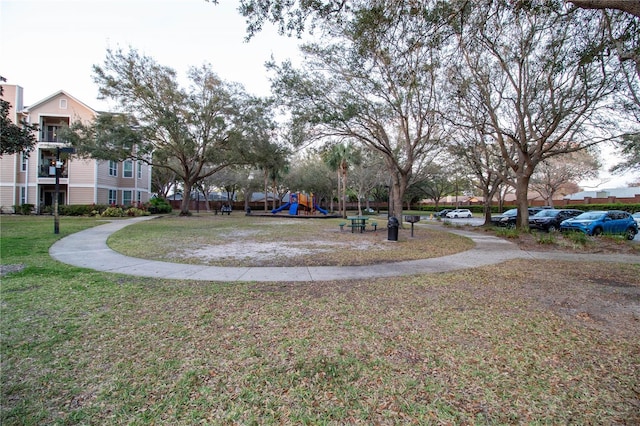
336;171;342;217
483;185;499;226
391;183;402;221
243;188;251;212
341;169;348;219
272;180;277;211
483;188;492;225
515;174;531;230
263;171;269;212
179;181;193;216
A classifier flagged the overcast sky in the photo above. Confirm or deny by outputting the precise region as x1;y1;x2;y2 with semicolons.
1;0;302;109
1;0;636;188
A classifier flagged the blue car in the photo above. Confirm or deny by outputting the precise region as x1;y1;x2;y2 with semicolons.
560;210;638;240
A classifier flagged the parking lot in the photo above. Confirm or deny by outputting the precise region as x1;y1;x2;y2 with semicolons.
421;214;639;241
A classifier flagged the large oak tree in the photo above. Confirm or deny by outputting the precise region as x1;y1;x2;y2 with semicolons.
449;1;624;228
64;48;272;215
267;3;447;221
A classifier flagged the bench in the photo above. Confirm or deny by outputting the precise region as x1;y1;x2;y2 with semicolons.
348;223;366;233
339;222;347;231
371;221;377;231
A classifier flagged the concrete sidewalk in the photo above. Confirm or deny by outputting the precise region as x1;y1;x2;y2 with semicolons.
49;216;639;282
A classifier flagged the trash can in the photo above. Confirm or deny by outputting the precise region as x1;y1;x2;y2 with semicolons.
387;216;399;241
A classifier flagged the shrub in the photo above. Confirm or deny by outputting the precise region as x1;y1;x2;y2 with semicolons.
563;230;589;246
88;204;110;216
39;205;53;215
563;203;640;214
495;227;520;239
13;204;34;215
125;207;149;217
600;234;626;245
101;207;125;217
58;204;94;216
148;197;173;214
536;232;556;245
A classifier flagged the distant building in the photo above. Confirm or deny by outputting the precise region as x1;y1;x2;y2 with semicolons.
563;187;640;201
0;85;152;213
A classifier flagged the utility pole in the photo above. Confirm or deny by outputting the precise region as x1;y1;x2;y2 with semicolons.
54;147;75;234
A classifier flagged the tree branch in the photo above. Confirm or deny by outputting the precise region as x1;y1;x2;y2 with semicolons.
569;0;640;18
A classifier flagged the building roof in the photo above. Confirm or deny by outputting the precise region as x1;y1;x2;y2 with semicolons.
24;90;97;114
564;187;640;200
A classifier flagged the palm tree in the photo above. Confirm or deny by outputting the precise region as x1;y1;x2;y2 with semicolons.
253;141;290;212
323;142;361;218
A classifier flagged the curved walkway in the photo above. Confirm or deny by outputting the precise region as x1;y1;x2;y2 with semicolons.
49;216;639;282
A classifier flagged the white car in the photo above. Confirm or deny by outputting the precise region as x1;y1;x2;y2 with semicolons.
446;208;473;218
633;212;640;226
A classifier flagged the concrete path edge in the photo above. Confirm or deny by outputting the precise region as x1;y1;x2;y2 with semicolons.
49;216;639;282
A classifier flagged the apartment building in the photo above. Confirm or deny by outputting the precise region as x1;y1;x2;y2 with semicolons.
1;85;152;213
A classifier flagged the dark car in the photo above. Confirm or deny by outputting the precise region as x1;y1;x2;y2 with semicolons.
529;209;584;232
560;210;638;240
493;207;544;228
435;209;453;218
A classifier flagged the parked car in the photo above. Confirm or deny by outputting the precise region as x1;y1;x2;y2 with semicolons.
560;210;638;240
446;208;473;218
529;209;584;232
490;212;508;226
435;209;453;218
493;207;544;227
633;212;640;226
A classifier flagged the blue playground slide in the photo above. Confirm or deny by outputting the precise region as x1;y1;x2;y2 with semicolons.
271;202;291;214
314;204;328;215
288;202;298;215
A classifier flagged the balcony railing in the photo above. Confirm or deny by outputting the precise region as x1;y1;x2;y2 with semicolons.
38;163;68;178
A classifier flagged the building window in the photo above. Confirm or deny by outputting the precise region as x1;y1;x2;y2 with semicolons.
60;99;67;109
108;189;117;205
109;160;117;176
123;160;133;178
45;125;62;142
137;162;142;179
20;187;26;204
21;152;28;171
137;191;142;203
123;190;133;206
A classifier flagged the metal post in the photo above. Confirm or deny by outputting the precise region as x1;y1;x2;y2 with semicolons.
385;184;390;219
54;147;60;234
53;147;75;234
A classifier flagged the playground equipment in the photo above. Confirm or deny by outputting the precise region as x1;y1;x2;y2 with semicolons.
272;192;328;215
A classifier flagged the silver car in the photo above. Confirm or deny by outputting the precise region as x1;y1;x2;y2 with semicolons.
446;208;473;218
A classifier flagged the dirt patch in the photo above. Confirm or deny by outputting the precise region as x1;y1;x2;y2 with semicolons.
171;240;386;264
135;218;475;267
501;260;640;338
0;264;25;276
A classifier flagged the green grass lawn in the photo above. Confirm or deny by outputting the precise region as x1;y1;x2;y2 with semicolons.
1;215;639;425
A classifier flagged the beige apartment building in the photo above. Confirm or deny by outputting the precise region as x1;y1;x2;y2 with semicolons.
1;85;152;213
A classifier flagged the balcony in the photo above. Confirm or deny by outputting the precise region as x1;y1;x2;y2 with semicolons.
39;117;70;143
38;162;68;178
38;148;69;178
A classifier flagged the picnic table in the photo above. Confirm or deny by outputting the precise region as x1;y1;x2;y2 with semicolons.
347;216;369;233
